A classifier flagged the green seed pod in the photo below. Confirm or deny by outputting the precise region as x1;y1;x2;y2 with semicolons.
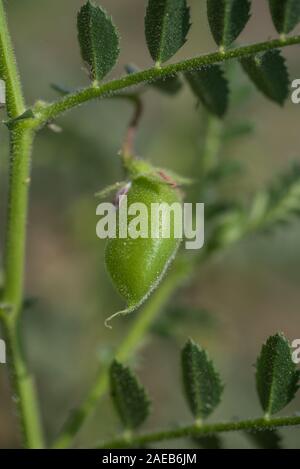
105;174;182;327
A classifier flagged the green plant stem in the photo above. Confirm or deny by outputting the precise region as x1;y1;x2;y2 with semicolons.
30;35;300;127
0;106;44;452
3;125;34;314
0;1;44;448
52;257;191;448
55;155;300;448
97;415;300;448
53;107;226;448
2;315;44;448
0;0;25;118
51;97;300;448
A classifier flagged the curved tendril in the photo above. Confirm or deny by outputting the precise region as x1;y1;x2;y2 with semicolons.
104;307;134;329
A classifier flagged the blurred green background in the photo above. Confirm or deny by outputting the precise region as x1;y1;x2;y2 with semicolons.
0;0;299;449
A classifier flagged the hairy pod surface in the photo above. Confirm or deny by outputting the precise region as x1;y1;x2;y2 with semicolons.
105;175;182;325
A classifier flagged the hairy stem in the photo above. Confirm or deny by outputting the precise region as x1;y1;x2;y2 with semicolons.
0;1;44;448
97;415;300;448
2;315;44;448
31;35;300;127
0;4;299;449
0;97;44;453
53;257;191;448
3;125;34;315
0;0;25;118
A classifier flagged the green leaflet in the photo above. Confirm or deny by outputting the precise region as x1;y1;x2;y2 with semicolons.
77;1;120;82
207;0;251;48
110;360;151;430
245;430;282;449
268;0;300;34
185;65;229;117
181;340;223;420
145;0;191;64
240;50;289;105
193;434;223;449
151;306;218;339
207;163;300;253
151;75;183;95
50;83;72;96
256;333;300;417
257;163;300;228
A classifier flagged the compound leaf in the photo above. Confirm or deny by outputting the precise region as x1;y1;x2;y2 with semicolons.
207;0;251;48
185;65;229;117
240;50;289;105
207;163;300;253
77;1;120;82
256;163;300;229
182;340;223;419
256;333;300;416
268;0;300;34
110;360;150;430
145;0;191;64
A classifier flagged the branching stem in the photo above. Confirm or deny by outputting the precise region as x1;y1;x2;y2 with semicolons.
0;1;44;448
28;35;300;128
52;257;190;448
0;0;300;449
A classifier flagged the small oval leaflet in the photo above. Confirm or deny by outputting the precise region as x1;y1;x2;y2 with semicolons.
181;339;224;420
268;0;300;35
109;360;151;430
185;65;229;118
240;50;289;106
77;1;120;82
207;0;251;49
256;333;300;417
145;0;191;64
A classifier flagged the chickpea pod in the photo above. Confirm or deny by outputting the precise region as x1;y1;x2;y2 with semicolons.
105;171;182;328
